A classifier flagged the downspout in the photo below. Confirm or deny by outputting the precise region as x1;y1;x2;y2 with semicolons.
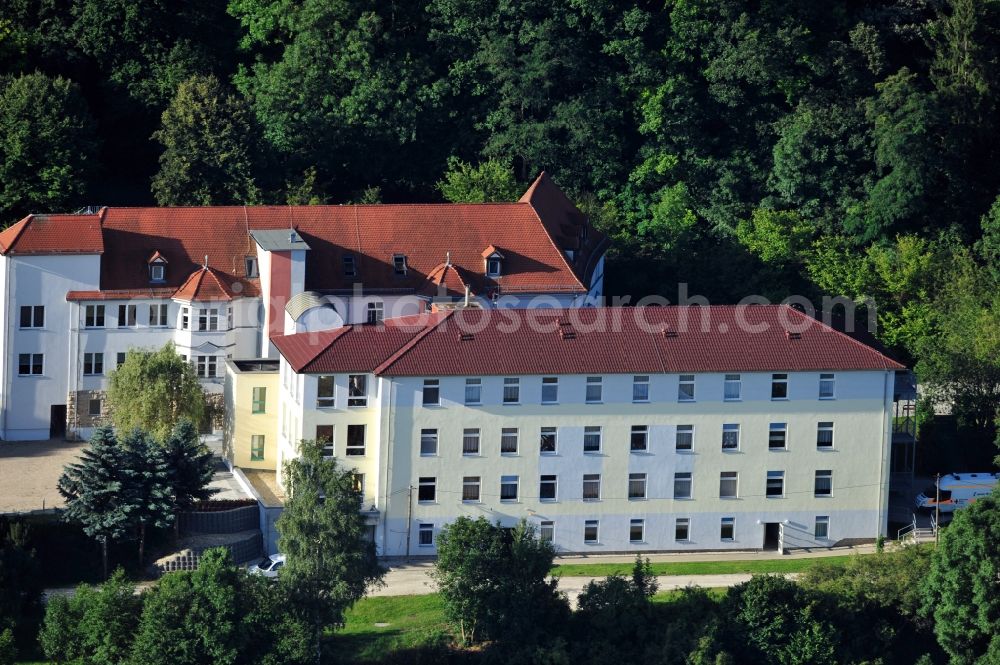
2;257;12;437
876;371;891;539
379;378;394;556
67;302;80;438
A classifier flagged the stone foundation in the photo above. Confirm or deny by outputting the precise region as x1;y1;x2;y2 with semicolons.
66;390;108;439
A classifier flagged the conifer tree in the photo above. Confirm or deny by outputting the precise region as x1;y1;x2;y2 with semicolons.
121;429;174;566
162;419;217;538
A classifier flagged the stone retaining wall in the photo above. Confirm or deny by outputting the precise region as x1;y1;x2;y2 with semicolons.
153;530;263;574
178;504;260;534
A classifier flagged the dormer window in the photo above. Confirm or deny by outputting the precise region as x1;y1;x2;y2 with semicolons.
344;255;357;277
147;250;168;283
392;254;407;275
482;246;504;278
487;257;501;277
245;256;259;278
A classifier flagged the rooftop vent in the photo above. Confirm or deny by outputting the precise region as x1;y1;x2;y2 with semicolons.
786;331;802;340
559;329;576;340
458;333;474;342
661;326;678;338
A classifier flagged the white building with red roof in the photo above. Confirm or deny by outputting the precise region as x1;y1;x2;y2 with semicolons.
0;173;607;440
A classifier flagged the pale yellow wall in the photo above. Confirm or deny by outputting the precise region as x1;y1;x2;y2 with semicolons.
225;362;280;470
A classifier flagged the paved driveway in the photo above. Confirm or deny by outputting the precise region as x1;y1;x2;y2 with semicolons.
0;439;86;513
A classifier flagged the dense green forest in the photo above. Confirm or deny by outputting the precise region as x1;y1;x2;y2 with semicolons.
2;0;999;453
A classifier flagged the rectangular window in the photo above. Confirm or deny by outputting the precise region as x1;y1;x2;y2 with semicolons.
84;304;105;328
88;398;101;417
724;373;741;400
464;378;482;405
675;518;690;542
150;264;165;282
196;355;217;378
815;470;833;497
19;305;44;328
118;304;136;327
541;376;559;404
500;475;518;502
316;376;335;408
316;425;334;457
674;472;692;499
500;427;518;454
678;374;695;401
418;523;433;546
766;471;785;498
251;386;267;414
181;307;189;330
462;428;480;455
722;424;740;451
630;425;648;452
198;308;219;331
348;375;367;407
250;435;265;461
539;521;554;543
539;474;557;501
720;472;738;498
582;473;601;501
462;476;481;502
632;375;650;402
629;518;645;543
628;473;647;499
720;517;735;541
366;301;384;324
343;255;356;277
584;520;599;544
392;254;407;275
83;352;103;375
819;373;835;399
418;477;436;502
585;376;603;403
539;427;557;454
583;426;602;453
420;429;438;456
149;304;168;327
503;377;520;404
117;352;126;368
346;424;365;456
771;373;788;400
769;423;788;450
815;516;830;539
422;379;440;406
676;425;694;451
817;422;834;449
245;256;259;278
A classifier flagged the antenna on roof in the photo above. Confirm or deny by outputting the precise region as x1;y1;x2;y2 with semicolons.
446;251;451;266
203;255;208;269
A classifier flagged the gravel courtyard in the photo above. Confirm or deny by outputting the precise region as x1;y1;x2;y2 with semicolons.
0;439;86;513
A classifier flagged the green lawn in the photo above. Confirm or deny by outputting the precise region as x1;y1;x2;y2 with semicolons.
551;555;854;577
333;594;454;662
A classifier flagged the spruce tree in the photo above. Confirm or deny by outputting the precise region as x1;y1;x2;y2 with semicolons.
162;419;217;538
121;429;174;566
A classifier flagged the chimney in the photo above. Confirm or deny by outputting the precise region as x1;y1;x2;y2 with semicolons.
463;285;470;307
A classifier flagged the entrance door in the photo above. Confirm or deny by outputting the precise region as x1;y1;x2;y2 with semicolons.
50;405;67;439
763;522;781;550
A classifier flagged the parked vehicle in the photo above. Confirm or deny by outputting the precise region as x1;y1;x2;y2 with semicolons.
915;473;999;513
248;554;286;578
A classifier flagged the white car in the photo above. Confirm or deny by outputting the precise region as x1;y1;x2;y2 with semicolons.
248;554;286;578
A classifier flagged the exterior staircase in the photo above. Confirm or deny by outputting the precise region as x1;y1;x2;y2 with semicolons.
896;513;938;545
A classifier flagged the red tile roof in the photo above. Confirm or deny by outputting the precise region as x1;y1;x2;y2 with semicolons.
272;305;905;376
172;266;243;302
66;288;177;301
421;263;471;297
0;214;104;255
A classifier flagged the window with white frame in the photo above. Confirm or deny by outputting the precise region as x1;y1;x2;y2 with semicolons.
83;352;104;375
720;472;738;498
539;521;554;542
150;263;165;282
181;306;189;330
724;373;741;400
768;423;788;450
675;518;690;541
418;523;433;546
346;425;365;456
366;301;384;324
486;256;502;277
815;516;830;539
582;473;601;500
348;374;367;406
539;474;557;501
420;429;438;456
118;304;136;327
462;428;480;455
720;517;735;541
422;379;440;406
245;256;259;278
198;308;219;331
227;307;233;330
541;376;559;404
722;423;740;451
418;477;436;502
464;377;482;405
817;422;834;449
583;426;602;453
815;470;833;497
630;425;648;452
196;355;217;378
585;376;603;403
462;476;481;502
678;374;695;401
819;373;835;399
584;520;599;544
771;373;788;399
503;377;520;403
629;518;645;543
674;472;692;499
317;426;334;457
316;376;335;408
500;427;518;454
766;471;785;497
149;303;168;327
539;427;557;454
632;375;650;402
250;435;265;461
500;475;519;502
628;473;647;499
251;387;267;414
84;305;105;328
19;305;44;328
676;425;694;451
88;398;101;417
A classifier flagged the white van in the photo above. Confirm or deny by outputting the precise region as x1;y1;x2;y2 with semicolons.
915;473;999;513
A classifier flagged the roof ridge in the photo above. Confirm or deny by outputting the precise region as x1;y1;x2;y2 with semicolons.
373;311;455;375
522;193;588;294
0;215;32;254
780;304;902;370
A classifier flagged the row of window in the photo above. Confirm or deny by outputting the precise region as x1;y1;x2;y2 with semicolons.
415;469;833;503
78;304;232;331
17;352;221;378
417;515;833;547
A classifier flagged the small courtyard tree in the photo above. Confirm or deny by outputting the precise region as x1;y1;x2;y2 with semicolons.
121;429;174;565
107;342;205;441
277;440;385;664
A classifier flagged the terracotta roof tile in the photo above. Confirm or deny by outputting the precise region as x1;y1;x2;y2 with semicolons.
172;267;244;302
0;214;104;255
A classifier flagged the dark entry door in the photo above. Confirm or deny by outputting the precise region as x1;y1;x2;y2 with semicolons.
763;522;781;550
50;405;67;439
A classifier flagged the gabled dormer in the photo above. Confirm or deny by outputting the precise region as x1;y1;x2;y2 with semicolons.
148;251;168;283
482;245;504;278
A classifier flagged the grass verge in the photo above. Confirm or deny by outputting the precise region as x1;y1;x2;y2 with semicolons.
551;555;854;577
334;594;453;662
